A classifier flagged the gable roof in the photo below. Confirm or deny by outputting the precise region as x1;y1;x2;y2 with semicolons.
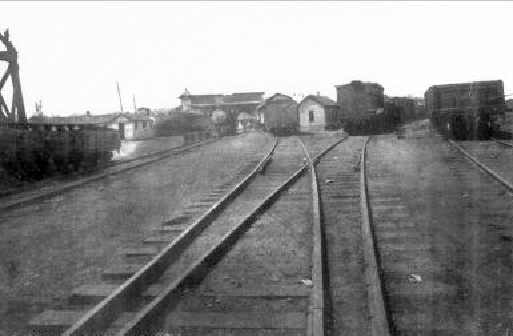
301;95;337;107
257;93;295;111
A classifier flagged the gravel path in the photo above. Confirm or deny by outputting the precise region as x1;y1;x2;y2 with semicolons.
0;132;273;335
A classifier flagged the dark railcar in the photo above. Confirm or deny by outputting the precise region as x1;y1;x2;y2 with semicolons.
336;80;398;135
260;94;299;135
425;80;506;140
0;123;121;179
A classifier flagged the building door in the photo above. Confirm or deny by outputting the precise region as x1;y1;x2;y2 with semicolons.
119;123;125;140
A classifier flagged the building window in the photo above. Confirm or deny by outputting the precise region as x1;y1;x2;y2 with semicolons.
143;121;147;128
309;110;314;122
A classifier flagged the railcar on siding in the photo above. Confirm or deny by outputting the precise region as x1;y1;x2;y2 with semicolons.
258;93;299;135
0;123;120;179
425;80;506;140
335;80;398;135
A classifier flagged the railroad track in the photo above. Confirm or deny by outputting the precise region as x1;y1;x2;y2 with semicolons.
37;131;513;335
28;135;347;336
451;139;513;192
313;136;389;336
360;134;513;334
492;138;513;148
0;138;218;212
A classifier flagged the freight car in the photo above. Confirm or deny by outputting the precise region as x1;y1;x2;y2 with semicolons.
0;30;121;181
425;80;506;140
0;123;120;179
258;93;299;135
335;80;398;135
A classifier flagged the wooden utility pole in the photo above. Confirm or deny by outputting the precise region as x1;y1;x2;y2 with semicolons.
116;81;124;113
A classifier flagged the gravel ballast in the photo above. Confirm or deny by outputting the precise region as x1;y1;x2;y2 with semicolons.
0;132;273;335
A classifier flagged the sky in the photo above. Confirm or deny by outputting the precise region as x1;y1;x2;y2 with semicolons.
1;1;513;117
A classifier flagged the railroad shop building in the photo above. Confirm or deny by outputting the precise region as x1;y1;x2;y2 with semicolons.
298;94;342;132
178;89;265;117
30;112;156;140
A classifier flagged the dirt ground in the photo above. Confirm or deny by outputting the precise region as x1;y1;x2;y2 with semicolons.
456;140;513;185
0;131;273;335
112;135;185;161
368;120;513;334
0;135;201;198
164;152;313;336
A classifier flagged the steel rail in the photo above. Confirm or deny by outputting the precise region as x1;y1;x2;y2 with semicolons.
299;135;348;336
0;138;217;212
62;137;278;336
492;138;513;148
360;137;391;336
118;164;308;335
300;140;324;336
116;136;346;336
448;140;513;192
107;137;215;168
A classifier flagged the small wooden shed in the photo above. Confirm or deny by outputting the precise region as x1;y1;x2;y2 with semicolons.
298;95;342;132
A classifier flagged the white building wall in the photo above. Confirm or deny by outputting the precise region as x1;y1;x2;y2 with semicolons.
298;99;326;132
125;123;134;139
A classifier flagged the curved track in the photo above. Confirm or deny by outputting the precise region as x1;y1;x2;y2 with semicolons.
28;135;348;336
313;136;390;336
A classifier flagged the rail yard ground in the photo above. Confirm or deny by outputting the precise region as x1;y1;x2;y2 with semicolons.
0;135;191;198
112;136;185;161
0;132;273;335
368;121;513;334
2;123;513;335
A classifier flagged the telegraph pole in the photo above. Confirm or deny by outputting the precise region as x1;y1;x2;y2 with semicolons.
116;81;124;113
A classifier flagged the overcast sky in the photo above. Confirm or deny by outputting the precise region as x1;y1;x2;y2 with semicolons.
1;1;513;116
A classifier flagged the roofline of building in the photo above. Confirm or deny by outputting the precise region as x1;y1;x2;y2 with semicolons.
334;81;383;88
188;101;263;108
427;80;503;90
299;95;338;107
231;92;265;95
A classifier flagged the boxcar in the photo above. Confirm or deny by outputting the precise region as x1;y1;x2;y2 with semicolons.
425;80;506;140
335;80;397;135
259;93;299;135
0;123;121;179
